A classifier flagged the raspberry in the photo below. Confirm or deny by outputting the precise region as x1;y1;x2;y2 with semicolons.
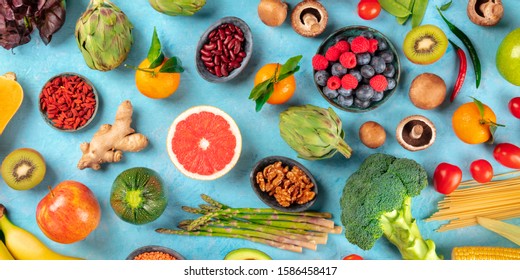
312;54;329;71
334;40;350;53
339;52;357;69
327;76;341;90
351;36;370;54
325;46;341;61
369;75;388;92
368;38;378;53
341;74;358;90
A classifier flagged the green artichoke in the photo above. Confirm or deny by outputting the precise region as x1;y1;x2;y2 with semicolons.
75;0;133;71
279;105;352;160
149;0;206;16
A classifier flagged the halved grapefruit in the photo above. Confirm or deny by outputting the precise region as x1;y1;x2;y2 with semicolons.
167;105;242;180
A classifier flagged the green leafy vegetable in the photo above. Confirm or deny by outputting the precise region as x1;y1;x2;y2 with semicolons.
439;0;452;11
248;55;302;112
411;0;429;27
379;0;412;18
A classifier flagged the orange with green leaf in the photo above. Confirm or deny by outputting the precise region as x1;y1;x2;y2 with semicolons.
452;98;505;144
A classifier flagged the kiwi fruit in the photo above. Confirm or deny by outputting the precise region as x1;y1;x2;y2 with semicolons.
1;148;46;190
403;24;448;65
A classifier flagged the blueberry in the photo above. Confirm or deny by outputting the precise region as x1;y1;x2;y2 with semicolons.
349;69;362;82
371;91;384;102
314;70;330;87
376;38;388;51
336;95;354;107
331;63;348;77
338;87;353;97
383;64;395;78
333;36;348;44
355;85;375;101
380;51;394;63
323;87;339;99
360;30;374;39
354;98;371;109
356;53;371;65
387;78;396;90
370;56;386;74
347;37;356;44
362;77;370;84
360;65;375;79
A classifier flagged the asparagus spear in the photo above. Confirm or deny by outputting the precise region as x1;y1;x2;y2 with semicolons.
156;228;303;253
208;219;327;244
200;194;332;218
181;224;317;251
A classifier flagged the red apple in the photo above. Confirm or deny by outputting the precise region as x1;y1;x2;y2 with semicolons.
36;180;101;244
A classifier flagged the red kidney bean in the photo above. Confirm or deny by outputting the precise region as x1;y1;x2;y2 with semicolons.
199;23;247;78
200;49;211;57
203;43;216;50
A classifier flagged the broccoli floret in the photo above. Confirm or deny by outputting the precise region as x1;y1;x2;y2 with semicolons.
340;153;441;260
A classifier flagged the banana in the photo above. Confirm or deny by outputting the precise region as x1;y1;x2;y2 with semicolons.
0;239;14;260
0;204;83;260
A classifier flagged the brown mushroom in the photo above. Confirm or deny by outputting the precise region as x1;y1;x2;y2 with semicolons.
291;0;328;37
359;121;386;149
396;115;436;151
467;0;504;26
258;0;288;27
408;73;446;110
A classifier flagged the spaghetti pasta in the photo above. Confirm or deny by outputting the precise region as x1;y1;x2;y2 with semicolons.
427;171;520;231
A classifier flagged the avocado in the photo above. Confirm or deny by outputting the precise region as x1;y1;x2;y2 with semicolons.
224;248;272;260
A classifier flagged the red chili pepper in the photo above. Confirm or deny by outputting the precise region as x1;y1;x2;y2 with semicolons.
449;39;467;102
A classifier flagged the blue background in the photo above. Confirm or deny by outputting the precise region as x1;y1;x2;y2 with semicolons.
1;0;519;260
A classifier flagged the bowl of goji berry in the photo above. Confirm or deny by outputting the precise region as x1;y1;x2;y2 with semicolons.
39;73;99;132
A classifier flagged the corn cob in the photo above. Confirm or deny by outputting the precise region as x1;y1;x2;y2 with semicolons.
452;247;520;260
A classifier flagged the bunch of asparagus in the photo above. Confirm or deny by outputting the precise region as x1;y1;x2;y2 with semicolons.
156;194;342;253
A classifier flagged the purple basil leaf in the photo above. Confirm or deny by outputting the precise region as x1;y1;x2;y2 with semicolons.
0;0;35;50
34;0;65;45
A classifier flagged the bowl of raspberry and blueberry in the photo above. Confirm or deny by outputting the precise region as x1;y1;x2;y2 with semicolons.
312;26;400;112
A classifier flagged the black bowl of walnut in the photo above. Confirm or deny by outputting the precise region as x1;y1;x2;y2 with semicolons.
249;156;318;212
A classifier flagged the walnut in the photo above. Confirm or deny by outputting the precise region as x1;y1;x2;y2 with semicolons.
256;161;315;207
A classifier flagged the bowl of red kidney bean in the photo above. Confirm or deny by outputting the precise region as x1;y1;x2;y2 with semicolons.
196;16;253;83
39;73;99;132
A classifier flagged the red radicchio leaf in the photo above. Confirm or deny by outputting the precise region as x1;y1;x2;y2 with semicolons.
34;0;66;45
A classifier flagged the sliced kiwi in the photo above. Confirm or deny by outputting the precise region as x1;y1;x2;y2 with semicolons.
1;148;46;190
403;24;448;65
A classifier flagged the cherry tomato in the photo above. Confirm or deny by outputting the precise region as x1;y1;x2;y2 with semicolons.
357;0;381;20
508;97;520;119
469;159;493;183
342;254;363;260
493;143;520;169
433;162;462;195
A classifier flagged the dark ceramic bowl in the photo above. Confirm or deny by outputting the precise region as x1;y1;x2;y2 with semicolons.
249;156;318;212
126;245;185;260
314;26;401;113
195;16;253;83
39;72;98;132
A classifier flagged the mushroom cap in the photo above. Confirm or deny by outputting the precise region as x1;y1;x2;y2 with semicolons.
359;121;386;149
291;0;328;37
409;73;446;110
258;0;288;27
467;0;504;26
396;115;436;151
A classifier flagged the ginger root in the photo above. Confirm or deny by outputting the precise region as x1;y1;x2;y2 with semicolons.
77;100;148;170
